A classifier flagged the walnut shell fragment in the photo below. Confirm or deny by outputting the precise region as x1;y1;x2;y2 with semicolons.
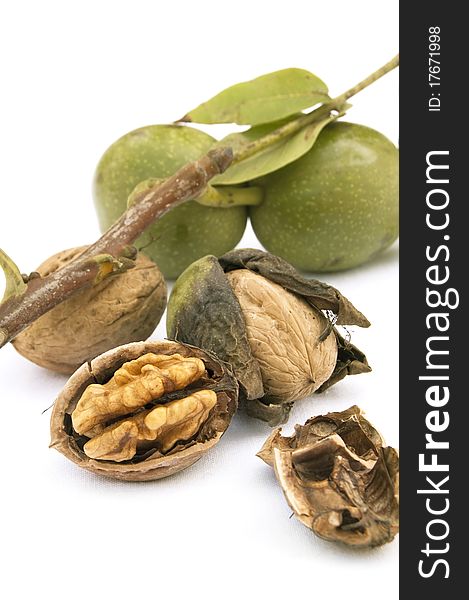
257;406;399;547
13;246;167;374
167;248;370;426
50;340;238;481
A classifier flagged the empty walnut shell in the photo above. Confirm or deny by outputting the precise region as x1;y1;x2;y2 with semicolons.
13;246;167;374
167;248;370;426
257;406;399;547
50;340;238;481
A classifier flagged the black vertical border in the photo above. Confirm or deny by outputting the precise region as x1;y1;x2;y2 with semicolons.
400;3;464;594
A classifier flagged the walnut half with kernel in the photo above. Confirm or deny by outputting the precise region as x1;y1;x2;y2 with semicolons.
50;340;238;481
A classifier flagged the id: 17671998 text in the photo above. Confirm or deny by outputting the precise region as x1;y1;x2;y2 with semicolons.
428;26;441;112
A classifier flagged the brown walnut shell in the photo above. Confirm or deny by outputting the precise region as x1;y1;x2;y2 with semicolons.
12;246;167;374
226;269;338;402
50;340;238;481
258;406;399;547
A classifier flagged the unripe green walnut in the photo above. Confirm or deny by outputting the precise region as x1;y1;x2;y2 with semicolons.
93;124;247;279
250;122;399;272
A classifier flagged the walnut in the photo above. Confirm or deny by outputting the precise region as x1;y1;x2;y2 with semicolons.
83;390;217;460
72;353;206;435
50;340;238;481
257;406;399;547
12;246;167;374
167;248;370;426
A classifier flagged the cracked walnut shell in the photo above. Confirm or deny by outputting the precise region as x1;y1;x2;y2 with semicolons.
257;406;399;547
50;340;238;481
12;246;167;374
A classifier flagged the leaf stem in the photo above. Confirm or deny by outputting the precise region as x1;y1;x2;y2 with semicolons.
0;249;27;304
196;184;264;207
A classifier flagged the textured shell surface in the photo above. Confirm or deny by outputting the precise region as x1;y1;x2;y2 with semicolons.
227;269;337;402
12;246;167;374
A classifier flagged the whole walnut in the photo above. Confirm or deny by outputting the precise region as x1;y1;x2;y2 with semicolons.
12;246;166;374
167;248;371;426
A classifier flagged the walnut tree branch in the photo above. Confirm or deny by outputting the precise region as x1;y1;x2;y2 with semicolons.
0;147;233;348
0;54;399;350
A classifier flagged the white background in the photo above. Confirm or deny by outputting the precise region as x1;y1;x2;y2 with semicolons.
0;2;399;599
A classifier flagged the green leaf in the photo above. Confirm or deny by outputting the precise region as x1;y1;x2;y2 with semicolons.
212;108;348;185
0;248;27;304
180;68;330;126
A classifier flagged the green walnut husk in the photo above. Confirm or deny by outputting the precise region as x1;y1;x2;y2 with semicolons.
250;122;399;272
167;249;371;426
93;124;248;279
257;406;399;547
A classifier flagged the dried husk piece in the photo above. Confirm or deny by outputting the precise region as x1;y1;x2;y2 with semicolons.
167;248;370;426
50;340;238;481
257;406;399;547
